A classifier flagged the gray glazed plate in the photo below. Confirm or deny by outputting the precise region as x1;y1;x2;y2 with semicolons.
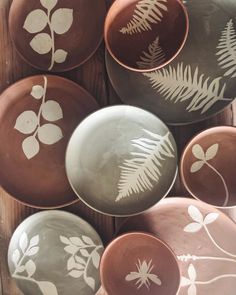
8;211;104;295
106;0;236;125
66;105;178;217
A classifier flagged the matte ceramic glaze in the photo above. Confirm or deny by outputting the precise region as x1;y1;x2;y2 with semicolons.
119;197;236;295
66;105;178;216
181;126;236;208
9;0;106;72
0;75;99;208
100;232;180;295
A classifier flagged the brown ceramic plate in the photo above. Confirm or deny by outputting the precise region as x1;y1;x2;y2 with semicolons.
100;232;180;295
181;126;236;208
9;0;106;72
0;75;99;208
119;197;236;295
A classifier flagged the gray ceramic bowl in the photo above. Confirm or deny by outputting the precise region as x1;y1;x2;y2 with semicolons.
66;105;178;217
8;211;104;295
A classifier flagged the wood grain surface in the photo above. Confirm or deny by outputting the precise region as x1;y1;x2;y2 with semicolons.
0;1;235;294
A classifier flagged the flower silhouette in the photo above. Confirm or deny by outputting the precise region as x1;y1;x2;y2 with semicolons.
181;264;197;295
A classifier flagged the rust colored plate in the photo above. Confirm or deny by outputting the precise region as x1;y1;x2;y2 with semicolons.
9;0;106;72
119;197;236;295
0;75;99;208
181;126;236;208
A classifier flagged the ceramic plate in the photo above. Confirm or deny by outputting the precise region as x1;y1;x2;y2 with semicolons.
181;126;236;208
0;75;98;208
106;0;236;125
9;0;106;72
8;210;104;295
66;105;178;216
119;197;236;295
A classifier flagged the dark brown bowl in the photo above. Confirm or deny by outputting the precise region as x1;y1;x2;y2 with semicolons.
9;0;106;72
0;75;99;208
104;0;189;72
100;232;180;295
180;126;236;208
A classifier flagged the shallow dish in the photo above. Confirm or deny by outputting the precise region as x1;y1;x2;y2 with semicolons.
0;75;98;208
66;105;178;216
9;0;106;72
8;210;104;295
100;232;180;295
119;197;236;295
181;126;236;208
106;0;236;124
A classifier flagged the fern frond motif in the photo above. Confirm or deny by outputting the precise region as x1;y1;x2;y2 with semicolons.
216;19;236;78
143;63;226;114
137;36;166;69
116;130;174;202
120;0;168;35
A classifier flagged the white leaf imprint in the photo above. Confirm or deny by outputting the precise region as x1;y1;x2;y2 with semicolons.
54;49;68;64
15;111;38;135
190;161;204;173
188;205;203;223
29;235;39;248
38;281;58;295
38;124;63;145
40;0;58;10
31;85;45;99
30;33;52;54
60;236;71;245
69;270;83;278
116;130;175;202
22;136;40;159
192;144;205;160
23;9;48;34
70;237;85;247
82;236;94;246
19;232;29;253
85;277;95;291
27;247;40;256
204;213;219;225
42;100;63;122
216;19;236;78
120;0;167;35
51;9;73;35
144;63;227;114
12;250;20;266
91;251;100;269
205;144;219;161
25;260;36;277
184;222;202;233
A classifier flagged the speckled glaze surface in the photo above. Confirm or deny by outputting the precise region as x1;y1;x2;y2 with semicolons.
100;232;180;295
66;105;178;216
8;210;104;295
9;0;106;72
0;75;99;208
119;197;236;295
181;126;236;208
106;0;236;124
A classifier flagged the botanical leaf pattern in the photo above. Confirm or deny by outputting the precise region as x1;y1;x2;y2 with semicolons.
14;76;64;160
120;0;167;35
137;36;166;69
24;1;73;70
116;130;175;202
216;19;236;78
11;232;58;295
60;235;103;291
144;63;227;114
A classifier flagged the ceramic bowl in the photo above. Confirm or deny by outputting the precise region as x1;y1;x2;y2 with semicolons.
0;75;99;208
119;197;236;295
104;0;189;72
66;105;178;217
9;0;106;72
100;232;180;295
8;210;104;295
180;126;236;208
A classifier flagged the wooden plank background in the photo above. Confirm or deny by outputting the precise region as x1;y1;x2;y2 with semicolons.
0;0;235;294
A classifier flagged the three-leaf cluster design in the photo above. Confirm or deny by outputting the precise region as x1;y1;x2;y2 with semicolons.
14;76;63;160
23;0;73;70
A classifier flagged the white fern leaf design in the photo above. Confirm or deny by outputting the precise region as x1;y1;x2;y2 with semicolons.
116;130;174;202
137;36;165;69
216;19;236;78
120;0;167;35
143;63;226;114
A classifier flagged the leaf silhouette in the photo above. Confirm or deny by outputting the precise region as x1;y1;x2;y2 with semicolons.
54;49;68;64
64;245;78;255
116;130;174;202
42;100;63;122
38;124;63;145
69;270;83;278
181;276;192;287
12;249;20;266
38;281;58;295
205;143;219;160
60;236;70;245
40;0;58;10
15;111;38;135
216;19;236;78
31;85;44;99
192;144;205;160
137;36;165;69
29;235;39;248
190;161;204;173
23;9;48;34
85;276;95;291
51;8;73;34
80;249;89;258
67;256;77;271
25;260;36;277
91;251;100;269
188;206;203;223
27;247;39;256
184;222;202;233
204;213;219;225
188;264;197;281
30;33;52;54
22;136;40;159
70;237;85;247
144;63;226;114
19;232;29;253
120;0;167;35
75;255;86;265
82;236;94;246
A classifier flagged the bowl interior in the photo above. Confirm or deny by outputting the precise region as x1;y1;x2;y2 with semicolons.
105;0;188;71
100;232;180;295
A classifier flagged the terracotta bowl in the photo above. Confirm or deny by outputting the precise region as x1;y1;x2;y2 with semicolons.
180;126;236;208
100;232;180;295
9;0;106;72
0;75;99;208
104;0;189;72
66;105;178;216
